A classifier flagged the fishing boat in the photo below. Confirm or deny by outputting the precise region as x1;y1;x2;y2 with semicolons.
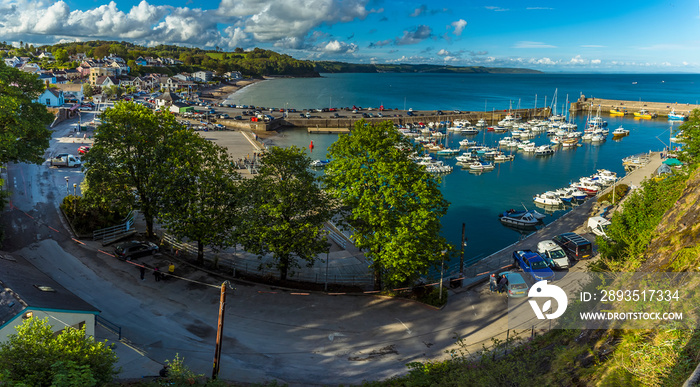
609;107;625;116
459;138;477;147
534;191;563;206
612;126;630;137
476;118;488;129
571;181;599;195
668;109;687;121
634;108;657;119
499;209;545;228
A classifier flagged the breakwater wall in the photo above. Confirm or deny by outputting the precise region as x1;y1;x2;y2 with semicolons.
570;95;699;117
280;107;551;132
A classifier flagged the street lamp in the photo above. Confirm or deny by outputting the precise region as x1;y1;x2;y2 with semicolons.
64;176;69;195
324;241;332;292
73;183;77;196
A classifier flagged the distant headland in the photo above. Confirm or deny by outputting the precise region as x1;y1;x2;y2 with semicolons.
313;62;543;74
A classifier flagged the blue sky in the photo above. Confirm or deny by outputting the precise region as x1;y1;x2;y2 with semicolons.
1;0;699;72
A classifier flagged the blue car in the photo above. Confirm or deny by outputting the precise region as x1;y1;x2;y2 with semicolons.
498;271;529;298
512;250;555;282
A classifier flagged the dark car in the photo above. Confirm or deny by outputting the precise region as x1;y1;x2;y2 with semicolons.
552;232;593;260
114;241;159;260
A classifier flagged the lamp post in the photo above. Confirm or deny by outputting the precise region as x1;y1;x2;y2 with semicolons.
64;176;69;195
324;242;332;292
73;183;77;196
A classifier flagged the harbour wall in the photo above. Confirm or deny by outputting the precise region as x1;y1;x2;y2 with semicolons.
570;95;699;117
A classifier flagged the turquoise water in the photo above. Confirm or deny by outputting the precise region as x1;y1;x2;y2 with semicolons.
236;74;693;270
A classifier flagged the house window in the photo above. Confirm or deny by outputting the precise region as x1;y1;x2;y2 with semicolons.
46;98;51;105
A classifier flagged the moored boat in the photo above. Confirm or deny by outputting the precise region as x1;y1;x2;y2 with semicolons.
668;109;687;121
612;126;630;137
499;209;544;228
534;191;563;206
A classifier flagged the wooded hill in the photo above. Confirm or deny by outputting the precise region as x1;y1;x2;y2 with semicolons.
1;40;540;77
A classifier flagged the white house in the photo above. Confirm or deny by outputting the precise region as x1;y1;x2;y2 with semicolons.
3;56;22;68
192;70;213;82
35;88;64;107
0;252;100;342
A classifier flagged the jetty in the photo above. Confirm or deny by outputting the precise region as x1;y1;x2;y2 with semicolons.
570;95;699;118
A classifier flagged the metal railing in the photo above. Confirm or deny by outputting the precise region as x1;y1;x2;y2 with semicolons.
96;315;121;340
92;210;136;245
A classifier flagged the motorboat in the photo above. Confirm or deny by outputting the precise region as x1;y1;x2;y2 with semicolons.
535;145;554;156
493;126;508;133
469;161;495;171
612;126;630;137
423;160;453;174
499;209;545;228
571;181;599;195
459;138;477;147
310;159;330;168
590;134;606;143
455;153;479;163
533;191;563;206
560;137;579;147
552;188;573;203
476;118;488;128
459;126;479;135
493;153;515;162
435;148;460;155
609;108;625;116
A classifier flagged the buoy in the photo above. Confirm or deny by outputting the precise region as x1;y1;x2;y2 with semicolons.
309;140;314;149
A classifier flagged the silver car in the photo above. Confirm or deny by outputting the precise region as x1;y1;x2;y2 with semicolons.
536;240;570;269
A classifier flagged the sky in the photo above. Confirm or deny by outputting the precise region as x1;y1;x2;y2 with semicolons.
1;0;699;72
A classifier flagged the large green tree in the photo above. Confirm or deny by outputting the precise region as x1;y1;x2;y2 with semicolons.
0;317;118;386
83;102;181;236
237;146;334;281
0;62;53;165
157;130;241;265
675;109;700;163
324;120;451;289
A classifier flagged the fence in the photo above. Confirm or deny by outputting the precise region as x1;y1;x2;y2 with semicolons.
96;315;122;340
160;232;374;288
92;210;136;245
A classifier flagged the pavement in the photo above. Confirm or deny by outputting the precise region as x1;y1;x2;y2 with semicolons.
0;110;669;385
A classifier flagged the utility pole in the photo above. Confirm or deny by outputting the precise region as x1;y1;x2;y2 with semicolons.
212;281;231;379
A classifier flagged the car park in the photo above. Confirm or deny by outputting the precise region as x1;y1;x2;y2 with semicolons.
498;271;529;297
113;240;159;260
512;250;555;282
552;232;593;260
536;240;570;269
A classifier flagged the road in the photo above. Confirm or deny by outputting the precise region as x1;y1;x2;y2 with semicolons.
0;112;661;385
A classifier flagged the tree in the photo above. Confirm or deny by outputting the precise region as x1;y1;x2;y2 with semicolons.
0;62;53;166
82;82;93;99
83;102;182;236
0;317;118;386
157;130;241;265
675;109;700;163
237;146;334;281
54;48;69;63
324;120;451;289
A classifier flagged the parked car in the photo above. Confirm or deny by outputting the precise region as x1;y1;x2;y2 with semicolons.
498;271;529;298
114;241;159;260
512;250;555;282
552;232;593;260
77;145;91;155
536;240;570;269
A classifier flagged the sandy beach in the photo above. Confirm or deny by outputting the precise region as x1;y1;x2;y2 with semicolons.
198;79;262;105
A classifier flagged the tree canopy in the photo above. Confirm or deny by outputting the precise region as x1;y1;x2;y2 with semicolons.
237;146;334;281
324;120;451;289
156;130;241;265
675;109;700;164
83;102;182;236
0;317;118;386
0;62;53;165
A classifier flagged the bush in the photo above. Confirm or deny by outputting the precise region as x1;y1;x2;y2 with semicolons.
60;195;127;234
597;184;629;205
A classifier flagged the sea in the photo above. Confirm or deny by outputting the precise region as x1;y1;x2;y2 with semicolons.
230;73;699;271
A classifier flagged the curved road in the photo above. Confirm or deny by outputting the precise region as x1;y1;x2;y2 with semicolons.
1;114;586;385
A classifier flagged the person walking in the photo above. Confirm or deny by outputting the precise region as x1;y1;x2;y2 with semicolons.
168;262;175;280
153;267;161;282
489;273;498;292
139;265;146;280
497;274;508;293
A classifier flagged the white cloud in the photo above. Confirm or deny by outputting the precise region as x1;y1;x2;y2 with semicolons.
450;19;467;36
513;41;556;49
0;0;374;49
485;6;509;11
591;59;601;64
526;7;553;10
437;49;450;56
322;40;358;53
569;55;586;65
580;45;604;48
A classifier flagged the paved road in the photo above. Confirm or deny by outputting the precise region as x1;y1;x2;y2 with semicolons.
0;112;666;384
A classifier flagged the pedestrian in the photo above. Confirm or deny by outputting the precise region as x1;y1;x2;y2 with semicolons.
489;273;498;292
139;266;146;280
168;262;175;278
497;274;508;293
153;267;161;282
